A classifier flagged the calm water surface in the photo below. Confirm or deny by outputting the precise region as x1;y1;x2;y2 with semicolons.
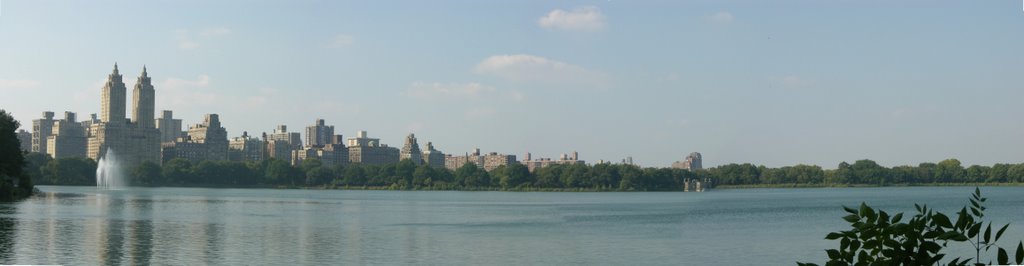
1;186;1022;265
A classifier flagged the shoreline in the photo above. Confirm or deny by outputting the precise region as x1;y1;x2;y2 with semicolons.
714;182;1024;189
34;182;1024;192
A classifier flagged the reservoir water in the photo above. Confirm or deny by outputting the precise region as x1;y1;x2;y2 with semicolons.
1;186;1022;265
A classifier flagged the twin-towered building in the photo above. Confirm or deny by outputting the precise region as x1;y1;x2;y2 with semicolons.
86;64;162;167
26;64;601;172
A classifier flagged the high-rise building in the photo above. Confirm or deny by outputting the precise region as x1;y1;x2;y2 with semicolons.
87;64;162;167
31;111;55;154
422;142;445;169
444;148;517;171
229;131;265;162
100;63;126;124
264;125;302;162
521;151;585;172
155;110;182;144
132;66;155;128
16;129;31;152
162;114;229;163
671;152;703;171
292;134;348;167
305;119;334;148
399;133;423;165
47;112;87;158
347;131;398;165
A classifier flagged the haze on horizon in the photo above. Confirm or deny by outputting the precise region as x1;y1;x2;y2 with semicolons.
1;0;1022;168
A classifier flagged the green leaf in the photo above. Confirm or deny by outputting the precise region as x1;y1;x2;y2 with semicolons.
826;249;841;260
826;232;844;240
955;207;968;229
970;207;982;217
933;213;953;228
968;223;981;238
1016;241;1023;265
843;214;860;223
995;223;1009;242
843;205;857;215
998;247;1009;264
891;213;903;223
938;231;960;240
984;223;992;244
922;241;941;253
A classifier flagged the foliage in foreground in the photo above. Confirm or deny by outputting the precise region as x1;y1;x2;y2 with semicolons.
0;109;33;201
799;188;1024;266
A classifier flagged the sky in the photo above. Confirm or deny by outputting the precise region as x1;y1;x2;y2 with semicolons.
1;0;1023;168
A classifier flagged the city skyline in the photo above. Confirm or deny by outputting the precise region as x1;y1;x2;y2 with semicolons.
2;1;1023;168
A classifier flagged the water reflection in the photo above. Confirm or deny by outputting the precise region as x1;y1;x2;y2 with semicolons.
3;186;1024;265
0;205;16;263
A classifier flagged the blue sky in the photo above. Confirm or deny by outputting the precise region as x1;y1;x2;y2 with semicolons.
1;0;1023;168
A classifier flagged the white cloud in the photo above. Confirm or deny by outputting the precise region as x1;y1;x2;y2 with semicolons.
709;11;735;24
404;81;526;102
158;75;219;106
330;34;355;47
175;30;200;50
538;6;606;32
474;54;607;87
0;79;40;91
199;27;231;37
405;81;495;99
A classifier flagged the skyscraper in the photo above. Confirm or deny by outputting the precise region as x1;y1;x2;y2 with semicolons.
31;111;55;153
422;142;445;169
399;133;423;165
132;66;155;128
87;64;162;166
304;119;334;148
100;63;126;124
156;110;182;143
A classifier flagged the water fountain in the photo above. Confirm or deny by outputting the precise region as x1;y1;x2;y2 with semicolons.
96;148;127;188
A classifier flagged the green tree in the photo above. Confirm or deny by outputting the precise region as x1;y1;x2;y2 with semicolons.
412;164;434;187
500;163;531;189
342;164;367;186
265;159;295;186
305;166;331;186
395;159;417;186
23;152;52;185
1007;164;1024;183
42;157;97;186
0;109;32;200
162;158;193;185
131;161;162;186
935;159;966;183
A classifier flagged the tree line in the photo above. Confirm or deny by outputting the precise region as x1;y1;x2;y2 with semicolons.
710;159;1024;186
22;153;1024;191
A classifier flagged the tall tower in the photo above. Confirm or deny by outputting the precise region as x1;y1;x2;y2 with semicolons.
101;63;127;124
400;133;423;165
133;66;156;128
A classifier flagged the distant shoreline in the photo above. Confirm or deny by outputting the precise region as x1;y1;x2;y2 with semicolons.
36;182;1024;193
714;182;1024;189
